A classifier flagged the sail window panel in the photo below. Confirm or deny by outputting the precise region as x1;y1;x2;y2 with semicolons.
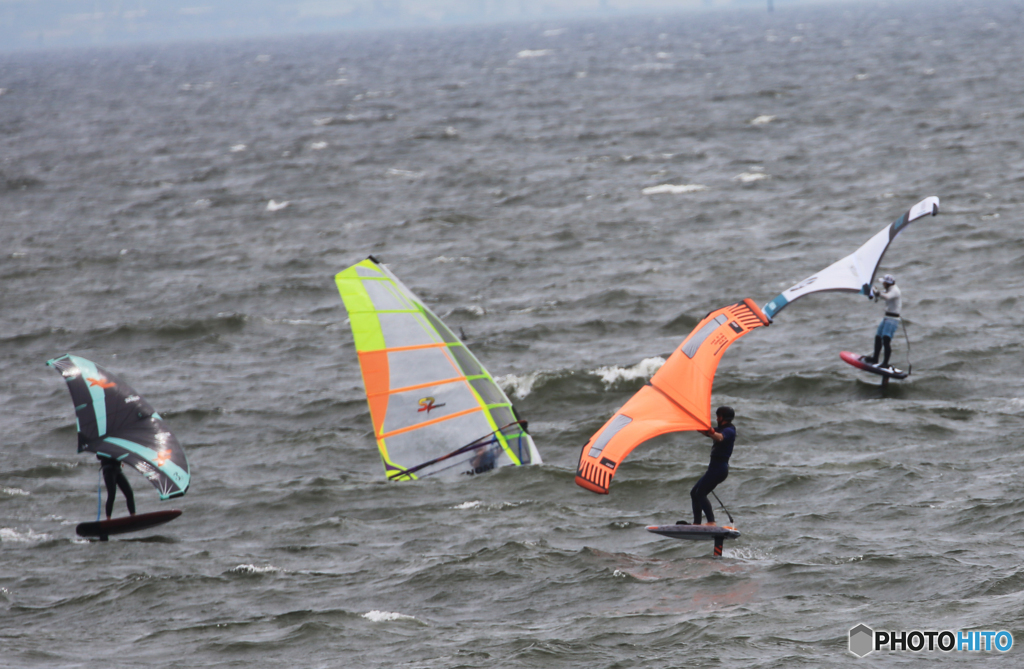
363;279;413;312
387;347;463;391
382;410;496;475
382;382;482;436
588;414;633;459
681;315;728;358
470;377;509;406
378;312;443;348
422;310;461;344
448;344;484;377
499;426;534;465
488;406;516;430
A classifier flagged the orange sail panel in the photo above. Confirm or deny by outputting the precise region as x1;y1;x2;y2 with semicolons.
575;299;769;494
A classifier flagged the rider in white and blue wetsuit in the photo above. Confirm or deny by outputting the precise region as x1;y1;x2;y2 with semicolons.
863;274;901;370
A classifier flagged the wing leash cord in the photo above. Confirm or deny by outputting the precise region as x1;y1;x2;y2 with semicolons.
386;421;528;481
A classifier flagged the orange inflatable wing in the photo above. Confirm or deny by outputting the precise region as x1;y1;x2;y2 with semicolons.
575;299;769;494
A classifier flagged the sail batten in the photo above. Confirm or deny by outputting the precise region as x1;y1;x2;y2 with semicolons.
336;257;542;480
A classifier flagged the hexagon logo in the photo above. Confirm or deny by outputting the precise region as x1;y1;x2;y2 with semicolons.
849;624;874;657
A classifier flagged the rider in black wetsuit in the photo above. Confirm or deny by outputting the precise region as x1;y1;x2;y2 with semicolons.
98;455;136;520
681;406;735;526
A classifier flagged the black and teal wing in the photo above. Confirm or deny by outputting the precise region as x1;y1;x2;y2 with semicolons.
47;354;190;500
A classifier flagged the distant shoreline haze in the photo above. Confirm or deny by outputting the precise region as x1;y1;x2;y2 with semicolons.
1;0;900;53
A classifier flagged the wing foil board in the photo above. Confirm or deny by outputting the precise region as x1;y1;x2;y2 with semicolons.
76;509;182;539
647;524;740;557
646;524;741;541
840;351;909;379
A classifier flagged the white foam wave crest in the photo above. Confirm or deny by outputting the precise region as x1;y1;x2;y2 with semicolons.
0;528;51;543
452;500;484;510
363;610;417;622
733;172;770;183
1;487;29;496
266;199;290;212
642;184;708;195
496;372;542;400
749;115;776;125
229;564;281;575
592;357;666;386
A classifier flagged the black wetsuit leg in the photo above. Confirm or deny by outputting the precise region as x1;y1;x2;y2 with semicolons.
881;336;893;367
867;335;882;364
690;462;729;525
102;466;136;517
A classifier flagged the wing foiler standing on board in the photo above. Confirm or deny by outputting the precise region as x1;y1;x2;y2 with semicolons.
575;299;769;495
861;273;901;371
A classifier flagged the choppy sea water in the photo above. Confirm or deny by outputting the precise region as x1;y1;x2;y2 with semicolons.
3;1;1024;666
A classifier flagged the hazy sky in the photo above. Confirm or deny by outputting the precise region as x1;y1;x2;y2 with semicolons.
0;0;893;52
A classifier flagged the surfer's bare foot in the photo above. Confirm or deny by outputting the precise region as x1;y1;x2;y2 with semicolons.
704;522;717;526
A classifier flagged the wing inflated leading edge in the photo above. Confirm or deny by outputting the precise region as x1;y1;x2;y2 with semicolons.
762;196;939;320
575;299;769;494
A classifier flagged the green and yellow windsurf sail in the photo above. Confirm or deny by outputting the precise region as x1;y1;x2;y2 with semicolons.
335;257;542;481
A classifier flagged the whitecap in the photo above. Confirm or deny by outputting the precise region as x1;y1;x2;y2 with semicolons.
266;200;290;212
363;610;417;622
854;73;869;81
327;78;348;86
452;500;483;510
517;49;553;59
749;115;776;125
229;564;280;574
496;372;542;400
593;357;666;386
313;117;334;126
1;487;29;496
193;198;212;208
733;172;769;183
229;144;246;153
310;141;328;150
642;184;708;195
0;528;51;543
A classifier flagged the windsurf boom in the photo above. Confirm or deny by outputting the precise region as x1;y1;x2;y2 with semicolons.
335;257;542;480
47;354;190;499
575;299;769;494
762;197;939;320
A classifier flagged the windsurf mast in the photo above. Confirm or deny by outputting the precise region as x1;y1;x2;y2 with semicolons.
47;354;190;499
575;299;769;494
335;257;542;481
762;197;939;320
